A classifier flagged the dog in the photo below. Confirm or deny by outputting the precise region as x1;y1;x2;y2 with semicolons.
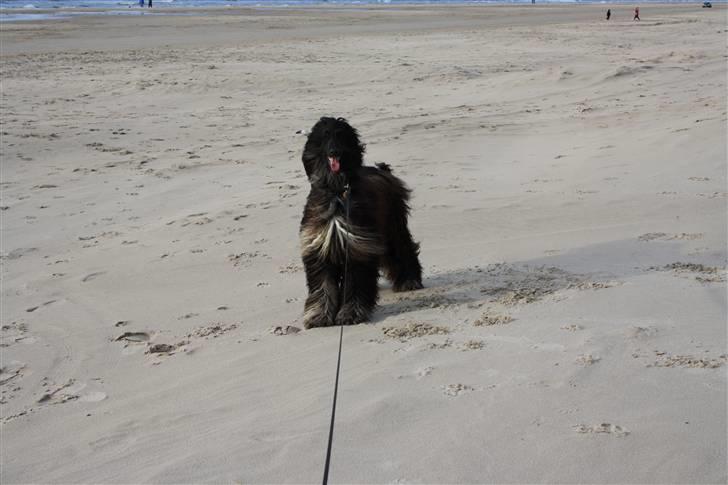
299;117;423;329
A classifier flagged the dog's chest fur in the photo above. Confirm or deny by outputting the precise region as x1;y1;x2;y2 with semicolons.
300;197;383;263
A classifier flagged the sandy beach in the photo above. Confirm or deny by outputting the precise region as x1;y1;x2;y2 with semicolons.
1;4;726;483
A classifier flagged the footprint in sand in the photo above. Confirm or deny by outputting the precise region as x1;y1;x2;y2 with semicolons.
647;351;726;369
119;333;181;358
183;323;238;340
1;361;27;404
626;326;658;339
37;379;82;405
473;312;514;327
575;354;600;366
1;321;35;347
442;384;475;397
180;213;213;227
458;340;485;351
382;292;459;315
147;343;178;355
426;339;453;351
638;232;703;242
278;262;303;274
37;378;106;405
270;325;301;336
1;247;38;261
697;191;727;199
228;251;269;268
652;262;725;284
26;300;57;313
573;423;629;437
82;271;106;282
382;322;450;342
416;366;434;379
115;332;151;343
397;365;434;380
638;232;669;241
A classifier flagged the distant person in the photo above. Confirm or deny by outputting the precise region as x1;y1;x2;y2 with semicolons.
633;6;640;20
139;0;144;6
606;8;611;20
148;0;152;7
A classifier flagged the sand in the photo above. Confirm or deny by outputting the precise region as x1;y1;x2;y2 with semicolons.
1;4;726;483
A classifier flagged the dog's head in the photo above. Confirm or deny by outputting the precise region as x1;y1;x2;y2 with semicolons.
302;117;365;191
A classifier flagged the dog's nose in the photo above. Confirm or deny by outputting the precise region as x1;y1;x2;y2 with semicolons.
326;138;340;155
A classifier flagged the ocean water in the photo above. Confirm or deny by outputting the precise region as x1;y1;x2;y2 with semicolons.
0;0;719;21
0;0;720;7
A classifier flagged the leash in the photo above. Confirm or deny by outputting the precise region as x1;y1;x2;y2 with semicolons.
322;183;350;485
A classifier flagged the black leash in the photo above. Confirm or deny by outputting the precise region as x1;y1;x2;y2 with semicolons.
322;324;343;485
322;183;350;485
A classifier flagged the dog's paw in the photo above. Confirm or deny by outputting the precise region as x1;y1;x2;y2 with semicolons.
393;280;424;292
335;304;370;326
303;313;335;329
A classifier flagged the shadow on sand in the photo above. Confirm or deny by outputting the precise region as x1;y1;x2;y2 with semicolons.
373;237;724;322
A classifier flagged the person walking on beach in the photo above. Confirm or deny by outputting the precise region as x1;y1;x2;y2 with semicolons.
147;0;152;7
633;6;640;20
139;0;144;7
606;8;611;20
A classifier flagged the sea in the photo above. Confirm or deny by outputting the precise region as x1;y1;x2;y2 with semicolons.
0;0;719;21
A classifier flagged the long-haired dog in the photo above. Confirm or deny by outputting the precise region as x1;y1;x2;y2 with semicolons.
299;117;423;329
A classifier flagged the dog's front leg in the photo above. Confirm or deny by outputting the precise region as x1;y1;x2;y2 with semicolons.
303;263;341;329
336;261;379;325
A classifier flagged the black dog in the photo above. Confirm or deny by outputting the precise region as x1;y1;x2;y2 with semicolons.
299;117;423;329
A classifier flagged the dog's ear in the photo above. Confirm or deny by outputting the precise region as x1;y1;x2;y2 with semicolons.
302;134;318;180
349;124;366;157
302;118;327;180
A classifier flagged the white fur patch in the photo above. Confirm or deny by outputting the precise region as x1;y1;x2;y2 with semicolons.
301;216;382;261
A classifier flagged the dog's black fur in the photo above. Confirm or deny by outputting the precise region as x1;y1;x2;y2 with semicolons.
299;117;423;328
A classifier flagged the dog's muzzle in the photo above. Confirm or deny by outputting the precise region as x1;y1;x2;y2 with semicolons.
328;156;341;173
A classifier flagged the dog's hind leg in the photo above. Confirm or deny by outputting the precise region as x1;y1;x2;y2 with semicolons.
302;263;341;329
383;217;423;293
336;260;379;325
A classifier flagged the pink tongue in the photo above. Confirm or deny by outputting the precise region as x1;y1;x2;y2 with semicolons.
329;157;340;173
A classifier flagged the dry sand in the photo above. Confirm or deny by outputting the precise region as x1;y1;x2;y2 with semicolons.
1;5;726;483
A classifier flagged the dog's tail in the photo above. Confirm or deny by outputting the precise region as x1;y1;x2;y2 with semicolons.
375;162;392;173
